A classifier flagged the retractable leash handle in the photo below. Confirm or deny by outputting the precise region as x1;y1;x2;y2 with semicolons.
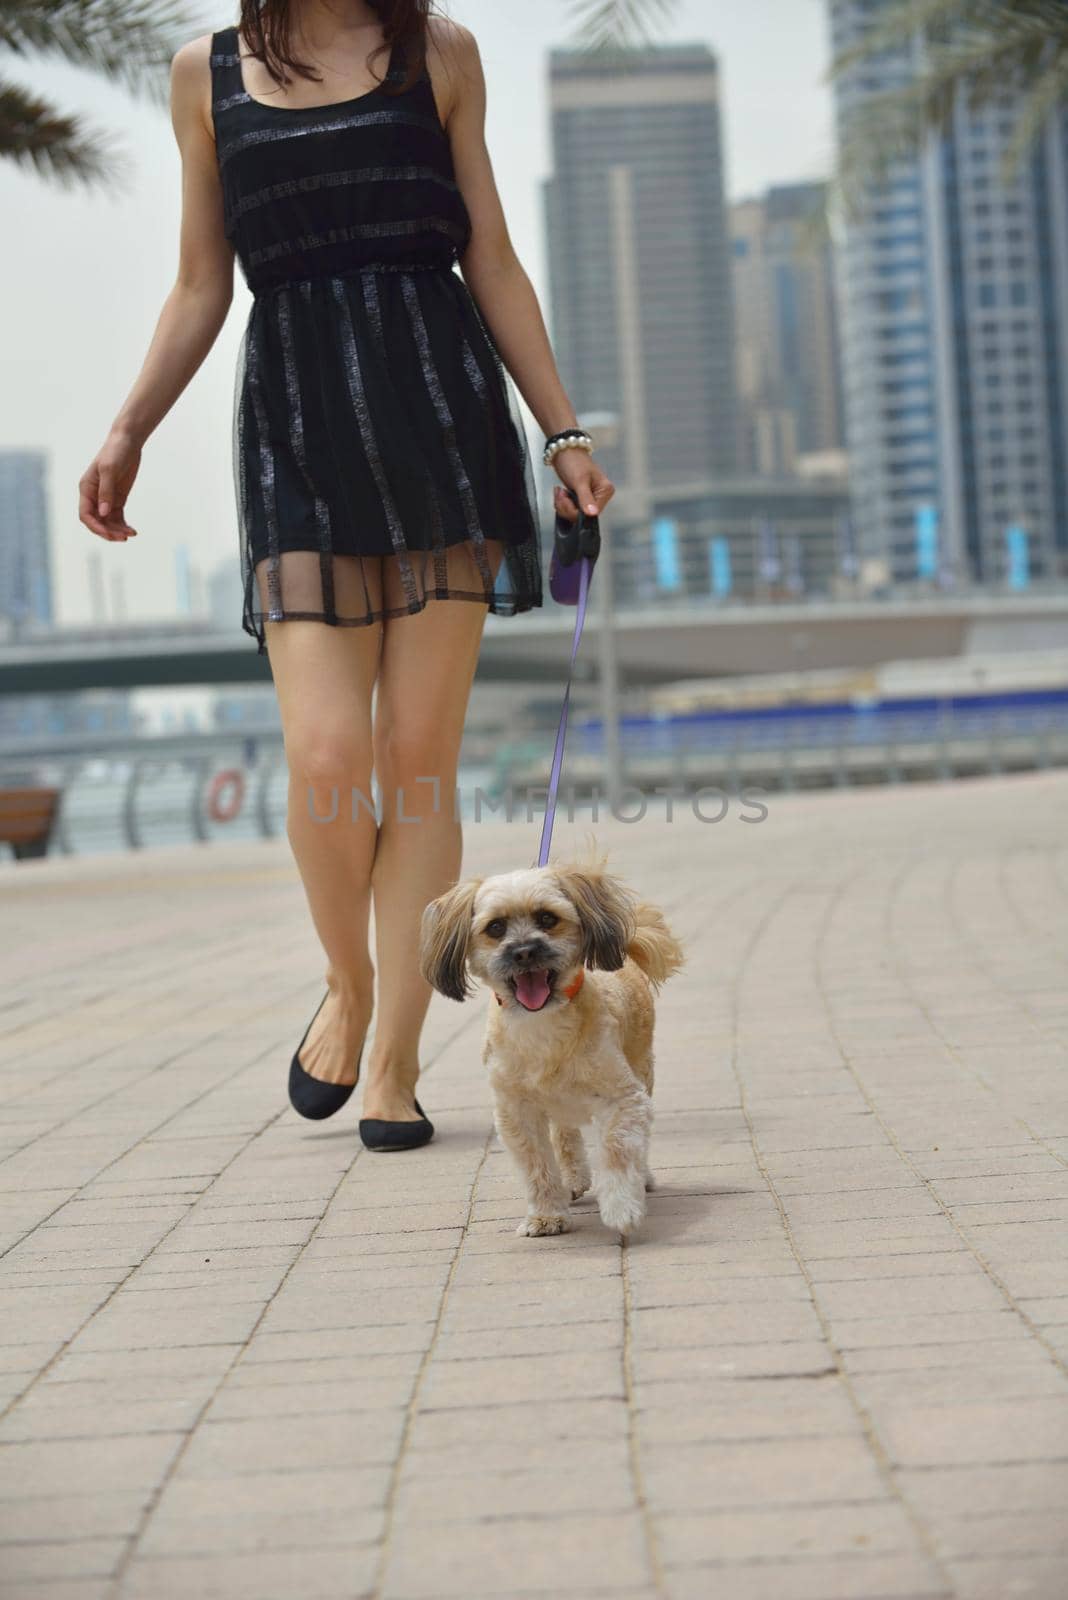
549;486;602;603
535;488;601;869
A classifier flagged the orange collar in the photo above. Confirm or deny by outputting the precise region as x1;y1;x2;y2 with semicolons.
494;968;585;1007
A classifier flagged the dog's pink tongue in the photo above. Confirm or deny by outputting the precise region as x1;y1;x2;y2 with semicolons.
514;969;552;1011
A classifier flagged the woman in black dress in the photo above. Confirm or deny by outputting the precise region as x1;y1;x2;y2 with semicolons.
79;0;613;1149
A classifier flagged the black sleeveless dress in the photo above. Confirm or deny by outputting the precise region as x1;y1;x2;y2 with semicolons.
208;25;542;653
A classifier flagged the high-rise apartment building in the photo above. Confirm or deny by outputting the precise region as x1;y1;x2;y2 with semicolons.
544;44;736;495
0;450;53;630
830;0;1068;582
732;183;845;477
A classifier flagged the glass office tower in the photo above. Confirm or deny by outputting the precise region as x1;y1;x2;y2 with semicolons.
830;0;1068;582
544;44;737;495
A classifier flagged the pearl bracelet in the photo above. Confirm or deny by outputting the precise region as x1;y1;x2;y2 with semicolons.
543;431;594;467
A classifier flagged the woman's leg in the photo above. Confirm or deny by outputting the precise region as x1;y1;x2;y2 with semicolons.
362;541;504;1120
265;563;384;1086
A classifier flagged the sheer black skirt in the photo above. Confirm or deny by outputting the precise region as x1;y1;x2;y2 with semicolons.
233;263;543;652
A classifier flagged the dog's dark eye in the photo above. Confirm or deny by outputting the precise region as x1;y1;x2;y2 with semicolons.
484;918;507;938
534;911;558;930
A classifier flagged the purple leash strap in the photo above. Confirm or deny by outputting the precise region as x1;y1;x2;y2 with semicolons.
536;554;592;868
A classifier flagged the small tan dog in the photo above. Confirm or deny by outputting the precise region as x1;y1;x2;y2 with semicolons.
419;856;684;1237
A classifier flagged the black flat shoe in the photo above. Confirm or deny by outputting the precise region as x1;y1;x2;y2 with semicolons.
288;991;362;1122
359;1098;434;1152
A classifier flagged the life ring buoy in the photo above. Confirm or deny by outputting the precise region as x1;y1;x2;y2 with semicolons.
207;767;245;824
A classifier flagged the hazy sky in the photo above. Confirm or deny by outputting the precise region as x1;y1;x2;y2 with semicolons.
1;0;834;629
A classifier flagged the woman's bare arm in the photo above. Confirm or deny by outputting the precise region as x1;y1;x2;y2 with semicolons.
431;20;613;522
79;35;235;541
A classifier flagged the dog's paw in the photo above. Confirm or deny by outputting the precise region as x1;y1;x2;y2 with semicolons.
558;1147;591;1203
597;1179;647;1236
517;1213;570;1237
566;1164;591;1202
599;1199;646;1235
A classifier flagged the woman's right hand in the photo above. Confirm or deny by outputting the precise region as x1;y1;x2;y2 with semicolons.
79;429;142;542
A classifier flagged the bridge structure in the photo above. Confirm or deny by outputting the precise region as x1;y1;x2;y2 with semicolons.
2;591;1068;694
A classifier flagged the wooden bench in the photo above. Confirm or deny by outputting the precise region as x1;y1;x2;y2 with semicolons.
0;788;59;861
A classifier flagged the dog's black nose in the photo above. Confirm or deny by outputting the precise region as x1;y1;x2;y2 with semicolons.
507;941;545;966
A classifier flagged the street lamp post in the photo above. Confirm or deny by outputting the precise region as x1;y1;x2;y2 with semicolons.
582;410;624;814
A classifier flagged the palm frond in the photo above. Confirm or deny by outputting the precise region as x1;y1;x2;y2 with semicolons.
566;0;681;52
0;75;122;186
833;0;1068;72
832;0;994;73
0;0;195;105
830;0;1068;216
835;79;945;219
999;43;1068;179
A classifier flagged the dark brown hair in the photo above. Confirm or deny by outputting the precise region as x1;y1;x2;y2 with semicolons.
237;0;436;95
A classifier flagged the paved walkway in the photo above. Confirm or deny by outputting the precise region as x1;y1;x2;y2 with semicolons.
1;773;1066;1600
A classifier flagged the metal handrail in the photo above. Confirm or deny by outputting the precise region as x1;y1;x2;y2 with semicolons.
4;700;1068;860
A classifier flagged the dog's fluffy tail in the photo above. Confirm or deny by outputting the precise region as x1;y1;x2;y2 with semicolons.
627;901;685;990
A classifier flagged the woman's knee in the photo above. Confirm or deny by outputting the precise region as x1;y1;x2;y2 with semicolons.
286;730;374;797
374;719;460;792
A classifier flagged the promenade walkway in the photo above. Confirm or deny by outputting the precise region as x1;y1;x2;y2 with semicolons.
1;773;1066;1600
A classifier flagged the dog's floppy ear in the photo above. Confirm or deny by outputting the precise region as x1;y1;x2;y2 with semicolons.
552;863;637;972
419;877;483;1001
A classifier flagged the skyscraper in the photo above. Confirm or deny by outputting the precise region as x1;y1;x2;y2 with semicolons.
830;0;1068;583
732;183;845;477
0;450;53;631
544;44;736;496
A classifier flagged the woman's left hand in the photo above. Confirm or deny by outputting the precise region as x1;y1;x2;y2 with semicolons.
551;449;615;522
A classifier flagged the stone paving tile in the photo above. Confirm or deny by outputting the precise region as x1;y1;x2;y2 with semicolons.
633;1377;858;1444
174;1405;408;1482
894;1460;1068;1516
655;1501;918;1564
643;1435;890;1513
634;1339;836;1382
0;1432;187;1498
116;1547;379;1599
933;1511;1068;1560
392;1463;637;1523
0;1492;148;1544
203;1375;413;1420
0;1395;203;1444
136;1500;386;1556
851;1362;1068;1408
663;1555;948;1600
0;1582;111;1600
419;1349;623;1409
840;1335;1055;1376
382;1513;652;1597
2;780;1067;1598
878;1397;1068;1468
0;1537;127;1582
943;1555;1068;1600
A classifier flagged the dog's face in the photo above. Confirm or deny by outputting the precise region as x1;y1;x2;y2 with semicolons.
420;864;636;1014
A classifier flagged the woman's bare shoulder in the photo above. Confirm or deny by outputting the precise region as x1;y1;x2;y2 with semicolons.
171;31;215;80
170;33;215;139
426;12;478;59
425;13;482;127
